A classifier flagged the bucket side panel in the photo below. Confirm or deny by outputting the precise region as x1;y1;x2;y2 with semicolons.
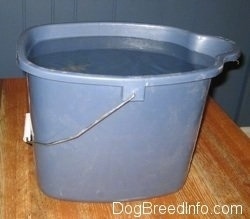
29;76;210;201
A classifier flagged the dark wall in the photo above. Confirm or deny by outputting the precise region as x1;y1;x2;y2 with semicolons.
0;0;249;125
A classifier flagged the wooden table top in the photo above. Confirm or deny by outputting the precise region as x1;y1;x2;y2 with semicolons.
0;79;249;218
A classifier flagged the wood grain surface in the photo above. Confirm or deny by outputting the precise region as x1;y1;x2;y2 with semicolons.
0;79;249;218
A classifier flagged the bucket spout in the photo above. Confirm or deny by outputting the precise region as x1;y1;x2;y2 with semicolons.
192;35;240;64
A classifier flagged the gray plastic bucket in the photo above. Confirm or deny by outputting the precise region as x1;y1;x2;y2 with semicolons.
17;22;239;202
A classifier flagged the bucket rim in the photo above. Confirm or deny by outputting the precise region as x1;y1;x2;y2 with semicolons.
16;22;240;86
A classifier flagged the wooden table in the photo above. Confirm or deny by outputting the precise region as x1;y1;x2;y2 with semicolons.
0;79;249;218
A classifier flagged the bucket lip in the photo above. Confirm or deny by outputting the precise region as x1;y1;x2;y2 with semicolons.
16;22;240;86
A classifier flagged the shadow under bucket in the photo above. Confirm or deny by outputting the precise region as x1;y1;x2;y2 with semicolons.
17;22;240;202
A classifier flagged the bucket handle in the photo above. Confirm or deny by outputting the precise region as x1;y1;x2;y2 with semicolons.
28;92;136;146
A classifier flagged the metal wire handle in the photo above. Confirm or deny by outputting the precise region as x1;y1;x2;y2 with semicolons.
29;92;136;146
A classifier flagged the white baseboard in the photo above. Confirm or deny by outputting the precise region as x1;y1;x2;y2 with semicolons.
240;127;250;138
